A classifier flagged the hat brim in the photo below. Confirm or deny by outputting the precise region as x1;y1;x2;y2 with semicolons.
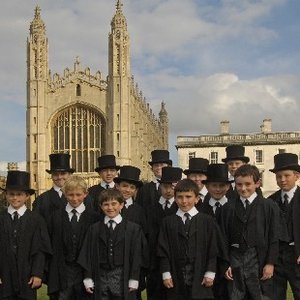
183;169;207;176
1;186;35;195
95;165;120;172
46;168;75;174
269;165;300;173
113;177;143;188
202;178;233;184
222;156;250;163
148;160;173;166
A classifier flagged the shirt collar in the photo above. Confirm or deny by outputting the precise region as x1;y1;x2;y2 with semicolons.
199;186;208;196
53;185;62;193
159;196;175;206
209;196;228;207
101;182;115;189
176;206;198;219
125;198;133;208
65;202;85;214
104;214;122;225
8;204;27;216
240;192;257;205
281;186;297;201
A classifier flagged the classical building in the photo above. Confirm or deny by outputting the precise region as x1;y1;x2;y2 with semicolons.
176;119;300;196
26;0;168;194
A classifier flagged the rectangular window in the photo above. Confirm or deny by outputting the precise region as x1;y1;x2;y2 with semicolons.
255;150;263;163
210;152;218;164
188;152;196;160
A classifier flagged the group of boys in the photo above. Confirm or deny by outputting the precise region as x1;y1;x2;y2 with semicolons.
0;146;299;300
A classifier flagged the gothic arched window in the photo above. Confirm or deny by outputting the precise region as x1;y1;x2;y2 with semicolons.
52;105;105;172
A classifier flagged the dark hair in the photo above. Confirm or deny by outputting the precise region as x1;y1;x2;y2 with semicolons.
234;164;260;183
99;188;124;205
174;179;199;196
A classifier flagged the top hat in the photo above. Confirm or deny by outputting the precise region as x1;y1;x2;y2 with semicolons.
222;145;250;163
269;153;300;173
202;164;233;184
46;153;75;174
95;155;120;172
1;170;35;195
158;167;183;184
113;165;143;187
148;150;172;166
183;158;209;175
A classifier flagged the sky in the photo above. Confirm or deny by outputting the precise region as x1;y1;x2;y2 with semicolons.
1;0;300;172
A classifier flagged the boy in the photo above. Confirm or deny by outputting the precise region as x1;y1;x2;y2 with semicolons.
199;164;232;300
0;171;52;299
78;189;144;300
222;145;250;199
268;153;300;300
136;150;172;209
158;178;219;300
147;166;182;300
88;155;120;212
33;153;75;223
183;157;209;204
223;165;278;300
47;175;100;300
114;165;147;234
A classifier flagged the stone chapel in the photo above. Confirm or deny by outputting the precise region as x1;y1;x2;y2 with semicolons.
26;0;168;194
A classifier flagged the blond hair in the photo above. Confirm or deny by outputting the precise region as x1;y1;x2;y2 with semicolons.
62;175;88;194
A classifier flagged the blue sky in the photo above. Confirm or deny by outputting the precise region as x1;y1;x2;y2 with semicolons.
1;0;300;171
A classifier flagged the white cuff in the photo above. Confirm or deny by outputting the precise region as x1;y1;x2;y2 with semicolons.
83;278;94;289
162;272;172;280
128;279;139;289
204;271;215;280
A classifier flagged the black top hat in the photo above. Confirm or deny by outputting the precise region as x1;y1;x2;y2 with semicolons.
95;155;120;172
113;166;143;187
202;164;233;184
148;150;172;166
158;167;183;184
269;153;300;173
222;145;250;163
46;153;75;174
1;170;35;195
183;158;209;175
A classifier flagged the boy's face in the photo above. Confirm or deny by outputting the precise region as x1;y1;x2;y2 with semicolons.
65;188;88;208
175;190;199;212
6;190;29;209
187;173;207;190
152;163;168;179
99;168;118;184
160;182;176;200
101;199;124;219
206;182;230;200
227;160;246;176
275;170;299;192
116;181;137;200
235;175;259;199
51;171;71;188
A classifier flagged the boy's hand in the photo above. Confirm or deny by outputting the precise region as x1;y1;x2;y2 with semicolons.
86;287;94;294
225;267;234;281
297;256;300;264
0;278;2;284
261;264;274;281
28;276;42;289
201;277;214;287
163;278;174;289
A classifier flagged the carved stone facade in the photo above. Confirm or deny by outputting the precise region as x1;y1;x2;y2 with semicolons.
177;119;300;196
26;1;168;195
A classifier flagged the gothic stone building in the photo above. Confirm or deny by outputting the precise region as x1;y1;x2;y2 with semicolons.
26;1;168;194
176;119;300;196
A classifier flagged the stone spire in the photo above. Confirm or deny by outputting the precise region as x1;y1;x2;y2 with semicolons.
111;0;127;31
30;6;46;35
159;102;169;149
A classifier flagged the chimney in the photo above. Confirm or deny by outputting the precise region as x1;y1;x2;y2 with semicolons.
260;119;272;134
220;120;230;135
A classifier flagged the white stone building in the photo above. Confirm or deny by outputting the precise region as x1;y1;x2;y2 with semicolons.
176;119;300;196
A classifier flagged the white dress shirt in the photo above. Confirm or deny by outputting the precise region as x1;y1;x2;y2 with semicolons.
65;202;86;221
